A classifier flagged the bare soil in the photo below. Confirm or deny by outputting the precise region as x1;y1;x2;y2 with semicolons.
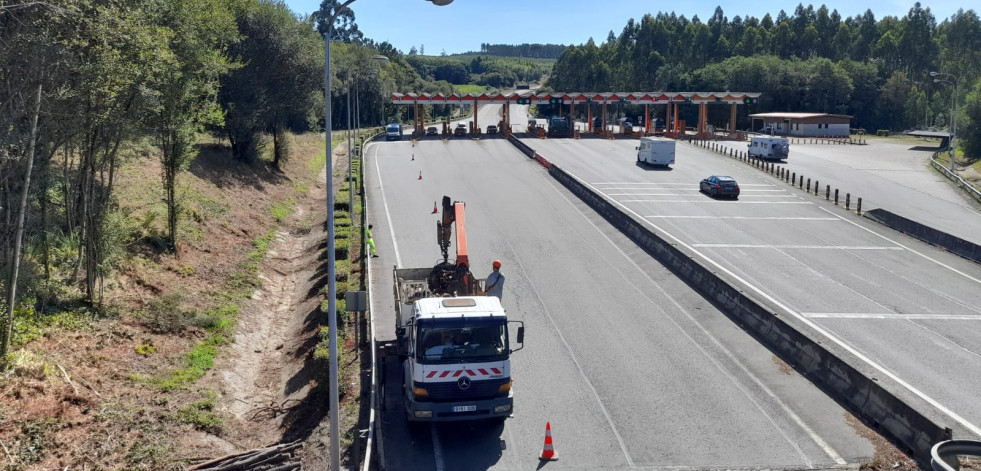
0;134;363;470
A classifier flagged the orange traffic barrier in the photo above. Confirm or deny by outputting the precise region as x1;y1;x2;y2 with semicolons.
539;422;558;461
431;201;438;214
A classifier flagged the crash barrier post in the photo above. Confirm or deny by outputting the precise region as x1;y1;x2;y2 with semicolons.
857;197;862;215
834;189;839;205
845;193;851;210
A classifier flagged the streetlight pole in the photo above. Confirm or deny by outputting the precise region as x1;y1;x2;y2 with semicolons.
931;71;959;172
323;2;453;470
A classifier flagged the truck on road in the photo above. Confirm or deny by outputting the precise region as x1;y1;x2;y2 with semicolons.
393;196;524;424
636;137;676;167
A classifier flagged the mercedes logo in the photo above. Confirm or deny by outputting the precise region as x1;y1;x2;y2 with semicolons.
457;377;471;390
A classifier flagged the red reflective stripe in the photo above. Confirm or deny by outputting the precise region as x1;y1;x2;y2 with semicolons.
466;370;476;376
478;369;489;375
492;368;502;374
452;370;463;377
440;371;451;378
426;371;436;378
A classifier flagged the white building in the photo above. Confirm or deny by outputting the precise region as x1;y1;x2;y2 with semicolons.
749;112;852;137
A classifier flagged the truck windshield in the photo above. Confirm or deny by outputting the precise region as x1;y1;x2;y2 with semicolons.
416;321;507;363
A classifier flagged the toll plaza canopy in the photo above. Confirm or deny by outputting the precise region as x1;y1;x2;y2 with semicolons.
391;91;762;139
391;91;761;105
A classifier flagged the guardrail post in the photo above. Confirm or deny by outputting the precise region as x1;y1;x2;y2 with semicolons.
792;171;796;184
845;193;851;210
826;185;830;200
799;175;804;189
834;189;839;205
856;197;862;215
806;178;811;192
814;180;819;195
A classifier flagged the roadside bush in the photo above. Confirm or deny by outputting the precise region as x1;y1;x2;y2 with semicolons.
143;293;188;334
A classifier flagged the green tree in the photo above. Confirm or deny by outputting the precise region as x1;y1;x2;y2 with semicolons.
959;78;981;157
146;0;237;253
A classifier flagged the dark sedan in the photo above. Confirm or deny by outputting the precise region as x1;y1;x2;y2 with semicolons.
700;175;740;199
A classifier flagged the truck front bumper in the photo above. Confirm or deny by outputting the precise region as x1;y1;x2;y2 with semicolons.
405;391;513;422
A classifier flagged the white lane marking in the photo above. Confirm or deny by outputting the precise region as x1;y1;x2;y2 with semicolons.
804;313;981;320
691;244;904;250
816;205;981;285
431;425;445;471
543;179;844;466
609;192;795;196
485;181;637;467
370;145;403;268
622;200;812;204
595;182;775;186
647;216;838;220
599;179;981;438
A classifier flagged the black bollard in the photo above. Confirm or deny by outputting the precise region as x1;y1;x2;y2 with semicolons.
825;185;830;200
814;180;819;195
806;178;811;192
834;189;839;205
799;175;804;189
857;197;862;214
845;193;850;210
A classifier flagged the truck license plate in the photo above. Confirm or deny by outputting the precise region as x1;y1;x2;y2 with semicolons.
452;405;477;412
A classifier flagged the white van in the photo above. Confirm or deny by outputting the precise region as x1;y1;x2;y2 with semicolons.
747;136;790;160
636;137;676;166
385;123;402;141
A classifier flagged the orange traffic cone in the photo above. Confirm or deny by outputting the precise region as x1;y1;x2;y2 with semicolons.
539;422;558;461
418;171;423;180
431;201;438;214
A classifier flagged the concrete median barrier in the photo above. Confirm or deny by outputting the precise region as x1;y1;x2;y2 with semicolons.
545;162;951;464
864;208;981;264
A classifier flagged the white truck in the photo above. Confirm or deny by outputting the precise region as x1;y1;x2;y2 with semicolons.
393;196;524;424
636;137;676;166
747;136;790;160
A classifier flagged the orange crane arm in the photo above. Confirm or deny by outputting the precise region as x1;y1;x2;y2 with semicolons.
454;202;468;268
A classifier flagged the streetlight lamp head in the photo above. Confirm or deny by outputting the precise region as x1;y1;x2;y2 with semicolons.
428;0;454;5
930;71;940;77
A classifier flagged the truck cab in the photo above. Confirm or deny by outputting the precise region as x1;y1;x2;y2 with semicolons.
395;275;524;423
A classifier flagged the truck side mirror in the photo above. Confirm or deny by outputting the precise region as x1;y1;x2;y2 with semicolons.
516;326;524;344
635;146;639;150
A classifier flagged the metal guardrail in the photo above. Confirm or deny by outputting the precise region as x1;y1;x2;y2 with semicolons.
932;440;981;471
931;151;981;204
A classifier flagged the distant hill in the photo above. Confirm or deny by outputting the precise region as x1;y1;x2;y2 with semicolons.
466;43;568;59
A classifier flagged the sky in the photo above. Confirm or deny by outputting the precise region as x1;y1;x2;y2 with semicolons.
282;0;969;55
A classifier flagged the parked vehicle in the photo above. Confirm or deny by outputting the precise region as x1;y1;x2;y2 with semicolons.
454;123;467;137
747;136;790;160
386;123;402;141
636;137;676;167
547;116;572;138
392;196;524;424
426;126;438;136
486;124;498;135
700;175;740;199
